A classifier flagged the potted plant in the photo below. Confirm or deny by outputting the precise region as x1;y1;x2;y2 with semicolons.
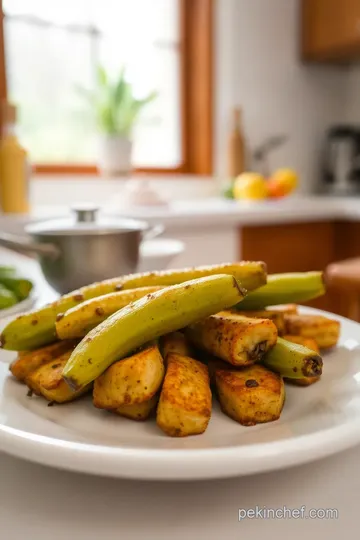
79;66;157;176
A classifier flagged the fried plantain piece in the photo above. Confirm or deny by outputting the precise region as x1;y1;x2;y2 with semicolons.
10;340;78;383
156;353;212;437
267;304;298;315
115;394;159;421
215;364;285;426
160;331;192;362
186;311;277;367
284;314;340;349
93;344;164;410
26;351;91;403
239;309;285;335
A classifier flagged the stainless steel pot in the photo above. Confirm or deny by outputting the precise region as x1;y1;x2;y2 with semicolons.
0;206;163;293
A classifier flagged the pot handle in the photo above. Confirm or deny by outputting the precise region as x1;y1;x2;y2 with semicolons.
0;232;60;258
142;224;165;241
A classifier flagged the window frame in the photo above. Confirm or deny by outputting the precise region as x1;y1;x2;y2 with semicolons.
0;0;213;176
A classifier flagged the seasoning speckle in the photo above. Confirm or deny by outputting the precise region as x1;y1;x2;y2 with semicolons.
95;307;105;316
31;319;38;326
115;284;123;291
51;363;61;369
245;379;259;388
73;293;84;302
56;313;64;322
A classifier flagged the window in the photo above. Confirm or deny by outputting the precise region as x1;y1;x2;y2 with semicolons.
0;0;213;174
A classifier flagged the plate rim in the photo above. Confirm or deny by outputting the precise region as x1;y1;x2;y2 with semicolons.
0;293;37;319
0;407;359;481
1;307;360;481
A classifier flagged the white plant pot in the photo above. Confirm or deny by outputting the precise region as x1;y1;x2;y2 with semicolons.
97;135;133;176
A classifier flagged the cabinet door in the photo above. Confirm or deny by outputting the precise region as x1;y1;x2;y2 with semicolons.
240;222;335;311
302;0;360;60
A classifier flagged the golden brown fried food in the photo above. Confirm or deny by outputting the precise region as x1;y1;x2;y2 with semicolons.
186;311;277;366
267;304;298;315
10;340;78;383
201;354;233;386
239;309;285;335
283;335;320;386
156;353;212;437
115;394;159;421
93;344;164;410
160;331;192;361
26;351;91;403
215;364;285;426
284;314;340;349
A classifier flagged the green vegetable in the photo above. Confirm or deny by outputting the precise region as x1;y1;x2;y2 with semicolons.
0;261;265;351
222;179;235;199
0;266;16;278
63;274;246;390
0;285;17;310
236;272;325;310
263;337;323;379
0;276;33;301
56;286;164;339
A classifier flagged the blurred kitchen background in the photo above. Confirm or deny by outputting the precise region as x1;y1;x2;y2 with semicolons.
2;0;360;318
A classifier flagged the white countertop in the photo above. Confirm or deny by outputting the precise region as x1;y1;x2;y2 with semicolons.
0;443;357;539
1;195;360;230
115;195;360;227
1;176;360;229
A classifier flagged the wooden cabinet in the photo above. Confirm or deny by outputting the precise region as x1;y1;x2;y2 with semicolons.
241;222;335;311
240;220;360;317
302;0;360;61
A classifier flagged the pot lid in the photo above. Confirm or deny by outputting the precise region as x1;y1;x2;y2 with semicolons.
26;205;150;237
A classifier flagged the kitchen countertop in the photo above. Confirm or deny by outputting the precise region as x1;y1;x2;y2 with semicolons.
0;176;359;229
0;446;357;539
114;195;360;227
1;194;360;230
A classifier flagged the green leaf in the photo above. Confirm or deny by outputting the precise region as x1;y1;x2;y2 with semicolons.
112;67;127;107
97;65;108;87
97;104;116;134
76;64;158;135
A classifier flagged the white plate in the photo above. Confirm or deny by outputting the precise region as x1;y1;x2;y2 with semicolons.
139;238;185;272
0;294;37;319
0;307;360;481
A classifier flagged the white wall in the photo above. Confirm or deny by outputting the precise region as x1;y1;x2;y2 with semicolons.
344;66;360;123
215;0;347;193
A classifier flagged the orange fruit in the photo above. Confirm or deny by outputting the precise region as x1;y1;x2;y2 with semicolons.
267;179;287;198
271;168;298;195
